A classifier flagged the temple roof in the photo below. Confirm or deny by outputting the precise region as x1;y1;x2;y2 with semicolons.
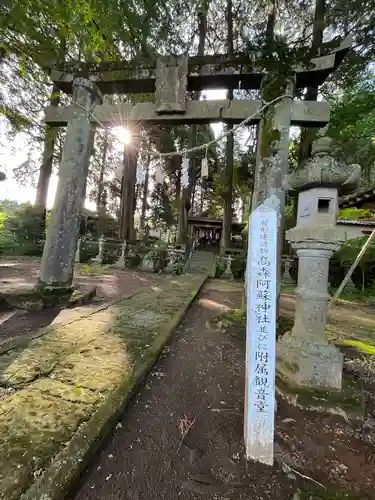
188;215;245;230
337;218;375;226
339;185;375;208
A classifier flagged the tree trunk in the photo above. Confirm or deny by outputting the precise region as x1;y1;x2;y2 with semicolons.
140;158;150;231
96;130;109;212
265;0;276;49
175;165;181;204
298;0;326;164
176;2;209;244
34;39;66;225
292;0;326;226
119;147;138;240
34;118;58;212
220;0;234;253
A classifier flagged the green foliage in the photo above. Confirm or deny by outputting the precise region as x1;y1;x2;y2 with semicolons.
0;200;19;213
338;208;374;220
336;236;375;291
328;75;375;185
5;204;44;242
284;204;295;231
89;214;119;238
329;255;346;289
0;230;18;255
289;258;298;284
0;203;44;256
125;253;141;269
150;183;175;227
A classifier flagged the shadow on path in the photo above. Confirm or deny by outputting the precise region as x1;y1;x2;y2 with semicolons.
0;308;63;346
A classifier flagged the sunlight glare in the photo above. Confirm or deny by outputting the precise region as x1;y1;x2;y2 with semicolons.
113;126;132;145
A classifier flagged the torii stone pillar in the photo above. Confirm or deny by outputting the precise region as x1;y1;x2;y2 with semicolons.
37;78;100;295
250;73;295;298
277;137;361;390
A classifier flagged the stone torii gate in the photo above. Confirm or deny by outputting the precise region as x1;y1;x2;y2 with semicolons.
37;39;350;297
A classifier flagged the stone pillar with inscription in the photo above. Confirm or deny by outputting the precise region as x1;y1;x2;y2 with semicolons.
251;73;295;299
37;78;100;296
277;137;361;390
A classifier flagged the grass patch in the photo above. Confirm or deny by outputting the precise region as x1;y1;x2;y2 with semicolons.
325;321;375;352
342;339;375;354
299;482;361;499
223;308;246;326
216;310;294;339
329;286;375;306
78;264;114;275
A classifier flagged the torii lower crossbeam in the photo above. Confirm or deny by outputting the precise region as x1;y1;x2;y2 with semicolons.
44;99;330;127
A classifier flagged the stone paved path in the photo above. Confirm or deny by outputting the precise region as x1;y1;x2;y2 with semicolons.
0;274;205;500
0;258;162;301
0;258;164;346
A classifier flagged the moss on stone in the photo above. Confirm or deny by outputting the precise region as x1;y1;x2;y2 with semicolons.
276;372;365;417
259;116;281;160
0;286;44;311
278;359;299;373
0;273;207;500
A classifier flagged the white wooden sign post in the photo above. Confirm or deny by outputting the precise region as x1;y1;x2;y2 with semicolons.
244;202;277;466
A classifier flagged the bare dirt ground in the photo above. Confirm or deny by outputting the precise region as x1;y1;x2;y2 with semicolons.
0;258;164;346
71;280;375;500
280;292;375;330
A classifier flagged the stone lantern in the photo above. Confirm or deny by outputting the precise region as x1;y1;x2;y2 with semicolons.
277;137;361;390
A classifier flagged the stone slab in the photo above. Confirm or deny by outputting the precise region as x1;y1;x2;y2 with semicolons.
277;332;343;390
155;55;188;113
44;100;330;127
0;274;207;500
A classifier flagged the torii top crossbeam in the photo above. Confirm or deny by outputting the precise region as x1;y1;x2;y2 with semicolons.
50;38;350;96
44;37;351;128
